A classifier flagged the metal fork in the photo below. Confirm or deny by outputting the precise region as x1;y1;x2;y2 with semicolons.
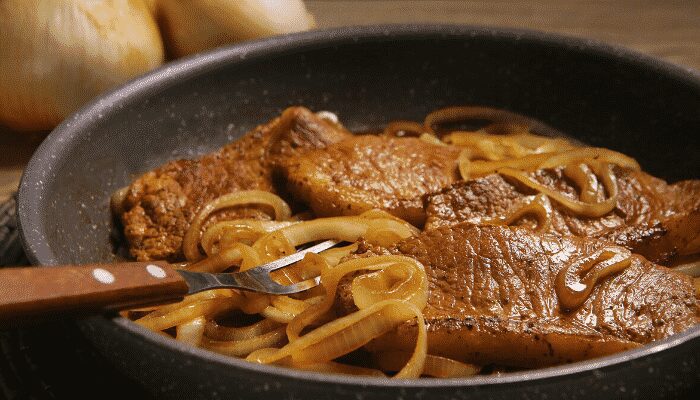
0;240;340;325
177;240;339;295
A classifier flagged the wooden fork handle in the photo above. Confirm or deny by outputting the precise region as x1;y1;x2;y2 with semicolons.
0;262;189;325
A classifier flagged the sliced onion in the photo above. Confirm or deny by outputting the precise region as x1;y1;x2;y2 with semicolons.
539;147;640;171
253;216;415;255
498;164;619;218
136;296;242;331
485;193;552;232
204;318;281;341
260;305;298;323
247;299;427;378
419;133;446;146
563;163;600;203
203;326;287;357
374;352;480;378
175;316;206;346
555;247;632;310
200;219;297;254
285;255;426;341
183;191;292;261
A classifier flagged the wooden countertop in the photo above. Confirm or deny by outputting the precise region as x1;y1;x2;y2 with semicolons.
2;0;699;202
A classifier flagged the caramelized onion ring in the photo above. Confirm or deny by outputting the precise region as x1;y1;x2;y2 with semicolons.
200;220;297;255
556;247;632;310
253;216;416;259
247;299;427;378
204;318;282;341
175;316;206;346
498;162;619;218
183;191;292;261
374;352;480;378
203;326;287;357
486;193;553;232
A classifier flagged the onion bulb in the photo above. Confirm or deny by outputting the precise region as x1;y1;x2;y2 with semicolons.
157;0;316;58
0;0;164;131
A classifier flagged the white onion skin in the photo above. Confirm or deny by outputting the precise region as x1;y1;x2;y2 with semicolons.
0;0;164;131
157;0;316;58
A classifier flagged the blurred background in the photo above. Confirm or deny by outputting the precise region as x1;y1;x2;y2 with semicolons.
309;0;700;69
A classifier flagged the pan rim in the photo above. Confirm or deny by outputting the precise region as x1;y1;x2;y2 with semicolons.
17;23;700;389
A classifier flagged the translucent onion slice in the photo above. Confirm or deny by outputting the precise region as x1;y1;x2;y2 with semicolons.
253;216;415;256
358;209;421;235
136;295;242;331
185;242;264;273
204;318;281;341
270;253;329;285
183;191;292;261
351;263;428;312
316;243;359;267
247;299;427;378
555;246;632;310
285;255;427;341
445;131;576;162
485;193;553;232
239;292;271;315
497;163;619;218
374;352;480;378
419;133;446;146
175;316;206;346
467;152;558;177
203;326;287;357
465;147;639;179
539;148;640;171
200;219;297;254
457;149;472;180
563;163;600;203
491;130;575;152
143;289;237;319
271;295;315;316
261;305;298;323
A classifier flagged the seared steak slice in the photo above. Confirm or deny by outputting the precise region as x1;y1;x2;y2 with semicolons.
425;167;700;264
337;224;698;368
279;136;462;226
120;107;351;261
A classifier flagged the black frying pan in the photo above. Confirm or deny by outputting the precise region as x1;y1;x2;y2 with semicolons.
17;25;700;399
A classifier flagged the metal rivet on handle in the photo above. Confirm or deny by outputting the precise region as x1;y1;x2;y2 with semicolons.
92;268;115;284
146;264;167;279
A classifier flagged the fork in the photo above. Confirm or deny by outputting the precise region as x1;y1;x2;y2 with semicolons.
0;240;339;325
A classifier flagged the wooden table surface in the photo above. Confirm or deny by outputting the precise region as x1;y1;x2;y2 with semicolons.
2;0;699;202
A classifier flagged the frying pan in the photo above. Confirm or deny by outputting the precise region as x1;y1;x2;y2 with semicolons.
17;25;700;399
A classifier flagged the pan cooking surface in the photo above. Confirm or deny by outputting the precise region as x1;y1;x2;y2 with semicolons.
16;25;699;399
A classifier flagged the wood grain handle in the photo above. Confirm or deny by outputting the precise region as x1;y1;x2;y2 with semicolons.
0;262;189;324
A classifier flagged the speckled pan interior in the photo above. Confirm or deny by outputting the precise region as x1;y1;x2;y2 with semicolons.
18;25;699;399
